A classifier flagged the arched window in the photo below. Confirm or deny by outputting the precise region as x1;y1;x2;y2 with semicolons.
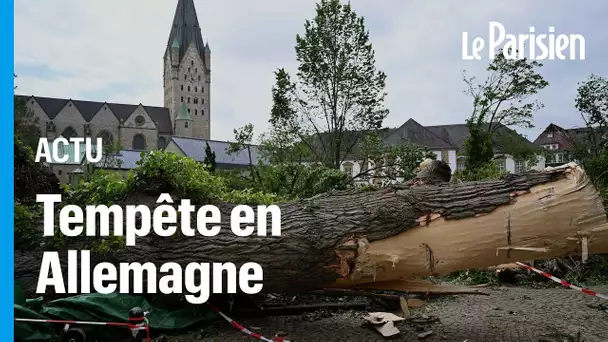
157;136;167;150
97;130;113;145
132;134;146;150
61;126;77;139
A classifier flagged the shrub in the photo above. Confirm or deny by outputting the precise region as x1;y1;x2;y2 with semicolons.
63;170;131;205
14;136;61;203
584;150;608;209
14;202;42;250
452;161;507;182
131;151;227;202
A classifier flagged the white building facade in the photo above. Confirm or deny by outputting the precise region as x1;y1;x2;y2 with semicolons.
337;120;545;184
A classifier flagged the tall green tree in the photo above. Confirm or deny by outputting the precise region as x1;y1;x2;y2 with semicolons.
203;142;217;172
227;123;259;184
462;48;549;170
270;0;388;169
570;74;608;205
462;120;494;171
264;69;312;165
572;74;608;161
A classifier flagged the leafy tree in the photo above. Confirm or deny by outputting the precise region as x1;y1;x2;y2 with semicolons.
463;48;549;134
462;48;549;169
352;132;384;179
228;124;254;159
203;142;217;172
353;131;435;182
259;130;310;165
585;150;608;209
462;120;494;171
269;0;388;169
572;74;608;161
227;123;260;184
256;130;311;196
265;69;312;165
576;74;608;128
390;140;437;181
570;74;608;209
220;118;357;197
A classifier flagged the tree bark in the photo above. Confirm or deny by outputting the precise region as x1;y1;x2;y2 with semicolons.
15;163;608;295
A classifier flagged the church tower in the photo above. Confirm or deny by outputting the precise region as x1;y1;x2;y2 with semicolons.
164;0;211;139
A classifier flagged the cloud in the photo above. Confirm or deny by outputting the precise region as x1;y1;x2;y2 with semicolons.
14;0;608;142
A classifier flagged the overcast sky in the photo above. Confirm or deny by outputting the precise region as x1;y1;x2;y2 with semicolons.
14;0;608;142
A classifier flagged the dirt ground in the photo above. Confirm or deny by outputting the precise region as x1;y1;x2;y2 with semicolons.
155;285;608;342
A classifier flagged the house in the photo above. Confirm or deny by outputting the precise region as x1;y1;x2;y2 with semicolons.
533;123;592;167
336;119;544;183
383;119;458;169
426;123;545;173
336;119;458;185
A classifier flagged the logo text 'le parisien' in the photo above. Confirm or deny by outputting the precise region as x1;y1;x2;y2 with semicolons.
462;21;585;61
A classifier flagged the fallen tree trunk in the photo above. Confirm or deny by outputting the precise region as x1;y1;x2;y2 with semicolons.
15;163;608;295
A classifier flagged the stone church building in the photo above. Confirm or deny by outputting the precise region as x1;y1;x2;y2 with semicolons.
17;0;211;151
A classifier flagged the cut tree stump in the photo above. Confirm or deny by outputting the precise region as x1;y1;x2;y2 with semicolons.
14;162;608;295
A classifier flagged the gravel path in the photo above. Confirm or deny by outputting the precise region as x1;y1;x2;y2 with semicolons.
157;285;608;342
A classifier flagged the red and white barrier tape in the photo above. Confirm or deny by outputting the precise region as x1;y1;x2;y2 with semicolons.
515;261;608;300
15;317;134;327
207;303;289;342
16;304;285;342
14;317;151;341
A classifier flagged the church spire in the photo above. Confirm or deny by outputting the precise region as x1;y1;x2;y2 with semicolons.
165;0;207;64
